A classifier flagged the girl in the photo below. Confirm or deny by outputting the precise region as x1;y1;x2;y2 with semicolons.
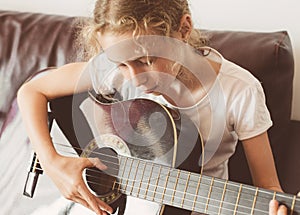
17;0;285;214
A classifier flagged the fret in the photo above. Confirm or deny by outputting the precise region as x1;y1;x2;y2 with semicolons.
233;183;257;215
143;162;154;199
160;167;171;203
273;191;277;200
159;168;186;208
218;180;228;215
118;156;128;192
180;172;200;210
204;177;214;214
123;157;133;191
129;159;140;196
293;197;300;214
233;184;243;215
221;180;243;215
168;169;188;209
206;177;227;214
180;172;191;208
151;165;162;202
251;187;259;215
290;195;296;215
191;173;203;211
254;187;274;213
192;174;213;212
275;192;300;215
249;187;299;215
136;161;147;198
170;169;180;204
151;165;167;203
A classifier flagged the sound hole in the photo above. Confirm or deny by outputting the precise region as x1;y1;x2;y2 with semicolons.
85;147;120;203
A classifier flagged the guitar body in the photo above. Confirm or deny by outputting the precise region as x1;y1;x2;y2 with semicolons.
79;94;202;215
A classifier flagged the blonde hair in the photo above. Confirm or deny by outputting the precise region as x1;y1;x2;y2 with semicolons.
76;0;207;60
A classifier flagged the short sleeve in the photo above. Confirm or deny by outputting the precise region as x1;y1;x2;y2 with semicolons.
232;82;273;140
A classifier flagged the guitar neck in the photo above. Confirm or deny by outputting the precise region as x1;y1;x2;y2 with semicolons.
116;155;300;214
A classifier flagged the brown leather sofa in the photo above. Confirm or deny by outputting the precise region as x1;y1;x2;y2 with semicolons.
0;10;299;196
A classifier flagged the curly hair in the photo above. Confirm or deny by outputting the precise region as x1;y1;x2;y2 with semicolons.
76;0;207;60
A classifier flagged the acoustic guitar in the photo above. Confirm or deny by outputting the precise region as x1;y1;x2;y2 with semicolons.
24;93;300;215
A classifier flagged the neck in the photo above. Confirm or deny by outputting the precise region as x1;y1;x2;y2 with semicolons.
163;60;220;108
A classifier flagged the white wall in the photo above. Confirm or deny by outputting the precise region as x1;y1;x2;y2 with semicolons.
1;0;299;120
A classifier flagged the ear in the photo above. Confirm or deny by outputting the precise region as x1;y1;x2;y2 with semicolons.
178;14;192;40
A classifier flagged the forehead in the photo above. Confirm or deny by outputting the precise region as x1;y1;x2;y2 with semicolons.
98;32;133;50
97;33;188;64
98;32;148;62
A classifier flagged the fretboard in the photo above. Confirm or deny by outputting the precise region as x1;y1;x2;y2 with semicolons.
115;155;300;215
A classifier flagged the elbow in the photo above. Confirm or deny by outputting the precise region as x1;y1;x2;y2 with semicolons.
17;81;47;108
17;82;33;108
17;82;29;103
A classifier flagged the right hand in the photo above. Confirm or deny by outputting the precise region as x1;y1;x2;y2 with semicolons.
42;154;113;215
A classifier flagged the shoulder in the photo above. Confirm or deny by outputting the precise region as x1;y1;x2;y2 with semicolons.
217;58;265;104
56;62;88;72
219;59;260;87
204;48;260;88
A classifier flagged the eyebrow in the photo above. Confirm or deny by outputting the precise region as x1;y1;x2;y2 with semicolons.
109;56;148;65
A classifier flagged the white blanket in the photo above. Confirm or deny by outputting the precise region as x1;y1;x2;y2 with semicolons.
0;107;61;215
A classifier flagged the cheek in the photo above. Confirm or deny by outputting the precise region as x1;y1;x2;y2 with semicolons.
156;60;179;76
118;67;130;79
118;66;140;80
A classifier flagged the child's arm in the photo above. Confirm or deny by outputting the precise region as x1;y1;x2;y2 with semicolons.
242;131;282;191
17;62;113;215
242;132;286;214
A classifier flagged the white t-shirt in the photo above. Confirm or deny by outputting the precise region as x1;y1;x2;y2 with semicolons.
176;50;273;179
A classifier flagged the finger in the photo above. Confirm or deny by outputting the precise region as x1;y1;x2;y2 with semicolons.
89;157;108;170
277;204;288;215
95;197;114;214
82;157;107;170
73;194;110;215
72;195;93;211
297;192;300;197
269;200;279;215
78;182;113;215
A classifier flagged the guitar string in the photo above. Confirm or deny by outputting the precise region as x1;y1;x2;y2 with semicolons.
32;163;270;215
52;142;294;201
86;175;270;215
41;142;296;205
33;157;300;214
32;143;297;211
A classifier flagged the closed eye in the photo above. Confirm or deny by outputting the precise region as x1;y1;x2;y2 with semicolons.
118;63;127;67
136;57;156;66
116;57;157;68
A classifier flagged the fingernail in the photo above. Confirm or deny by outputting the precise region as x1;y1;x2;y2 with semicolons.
92;158;107;170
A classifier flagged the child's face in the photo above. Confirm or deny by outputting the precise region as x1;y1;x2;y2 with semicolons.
98;32;182;96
